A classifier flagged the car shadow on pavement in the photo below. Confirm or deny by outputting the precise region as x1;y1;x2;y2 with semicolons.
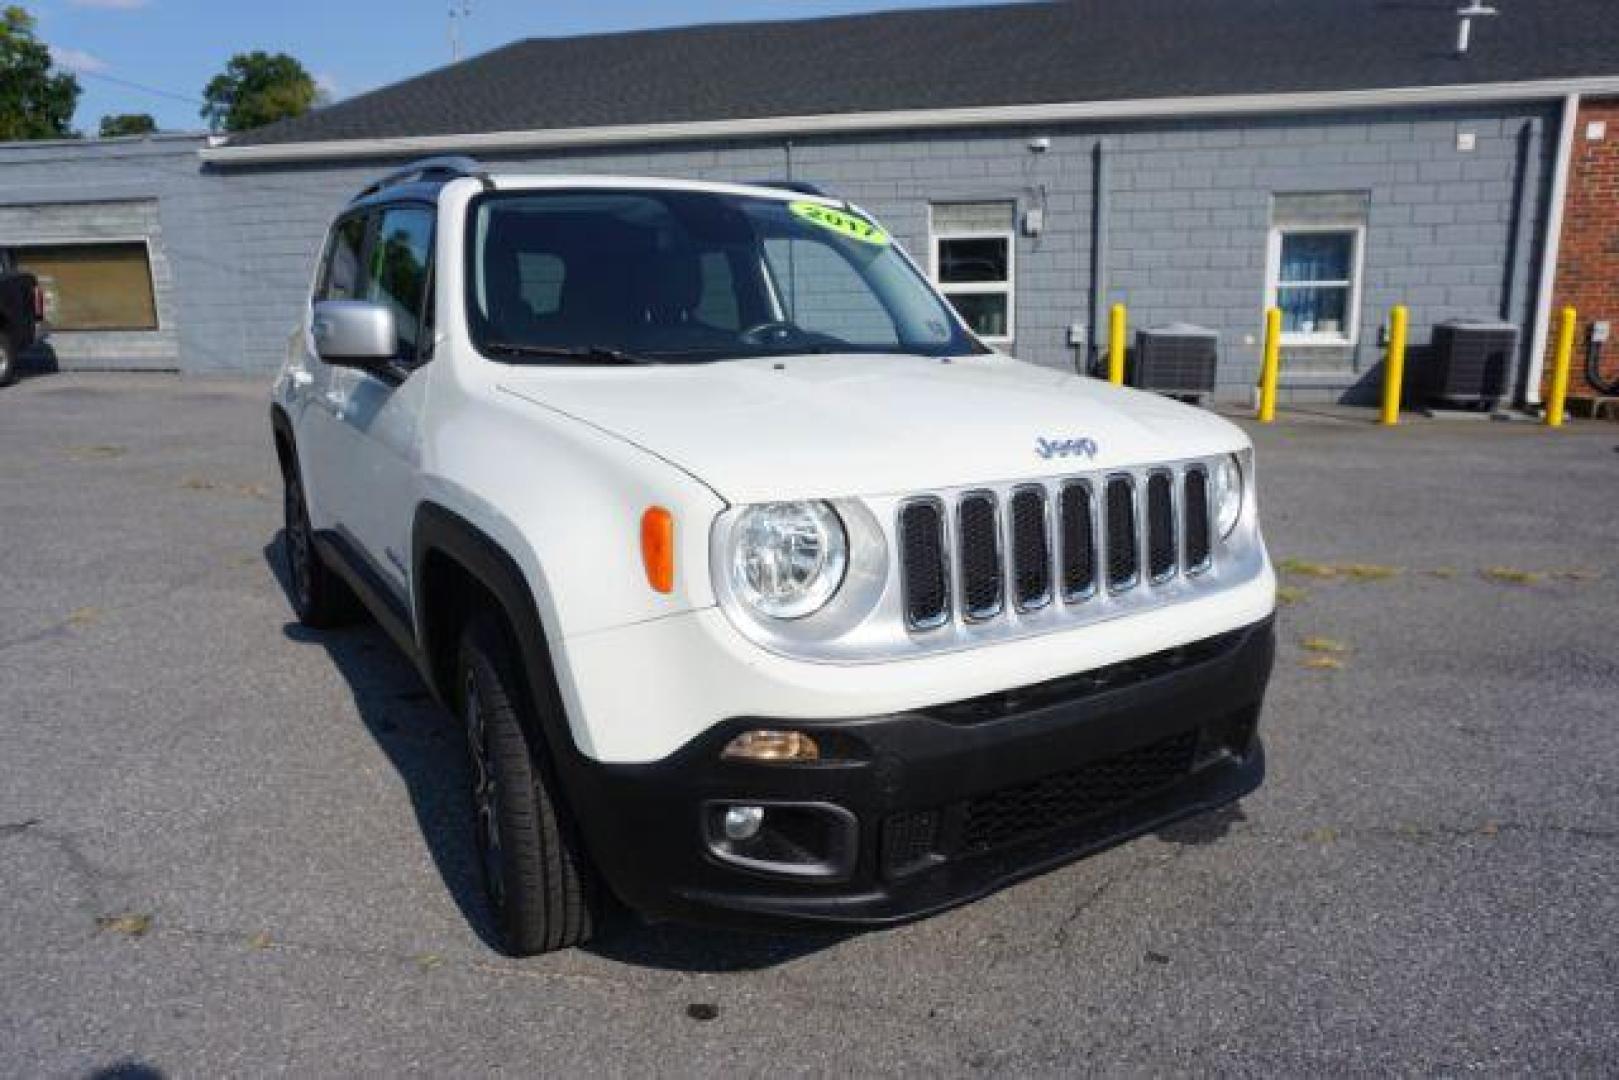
264;537;503;952
584;918;850;973
264;535;848;972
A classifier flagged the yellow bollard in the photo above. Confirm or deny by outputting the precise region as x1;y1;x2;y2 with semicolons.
1380;305;1409;426
1108;303;1127;385
1545;306;1577;428
1258;307;1282;423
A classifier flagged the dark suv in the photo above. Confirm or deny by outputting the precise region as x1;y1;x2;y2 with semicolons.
0;251;43;387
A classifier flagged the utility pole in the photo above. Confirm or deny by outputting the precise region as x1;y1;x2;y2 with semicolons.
449;0;474;63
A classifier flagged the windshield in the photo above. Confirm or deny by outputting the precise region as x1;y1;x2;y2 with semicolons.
465;188;985;362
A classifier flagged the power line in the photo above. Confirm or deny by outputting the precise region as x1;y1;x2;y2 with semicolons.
75;68;205;108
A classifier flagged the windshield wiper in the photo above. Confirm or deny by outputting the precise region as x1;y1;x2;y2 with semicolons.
481;342;663;365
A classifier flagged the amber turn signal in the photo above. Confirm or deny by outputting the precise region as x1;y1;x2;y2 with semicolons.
721;729;821;763
641;506;675;594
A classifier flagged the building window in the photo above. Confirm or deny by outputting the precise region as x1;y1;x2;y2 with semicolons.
1266;192;1368;345
930;202;1015;345
13;242;159;331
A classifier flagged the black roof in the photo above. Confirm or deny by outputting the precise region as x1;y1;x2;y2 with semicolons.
230;0;1619;149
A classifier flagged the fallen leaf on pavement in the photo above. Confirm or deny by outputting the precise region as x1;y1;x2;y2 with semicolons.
1481;567;1543;585
96;913;152;937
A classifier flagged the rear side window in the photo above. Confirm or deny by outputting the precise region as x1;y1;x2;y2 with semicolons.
363;205;435;359
319;215;369;301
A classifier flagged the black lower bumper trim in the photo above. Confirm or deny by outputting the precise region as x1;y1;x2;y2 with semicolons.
563;617;1275;929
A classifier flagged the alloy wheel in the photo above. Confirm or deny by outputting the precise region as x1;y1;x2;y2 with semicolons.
283;479;314;610
464;673;504;910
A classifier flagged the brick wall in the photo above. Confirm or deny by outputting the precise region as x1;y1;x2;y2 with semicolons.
1547;98;1619;397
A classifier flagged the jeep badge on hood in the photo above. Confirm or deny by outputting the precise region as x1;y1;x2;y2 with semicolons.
1035;437;1099;461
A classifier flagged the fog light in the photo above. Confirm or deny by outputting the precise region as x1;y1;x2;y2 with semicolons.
723;805;765;841
721;729;820;763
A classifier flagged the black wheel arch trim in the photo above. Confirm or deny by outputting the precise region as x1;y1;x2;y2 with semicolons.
411;502;627;891
269;402;296;473
411;502;584;766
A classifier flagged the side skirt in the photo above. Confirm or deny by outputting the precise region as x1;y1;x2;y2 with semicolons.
312;528;429;678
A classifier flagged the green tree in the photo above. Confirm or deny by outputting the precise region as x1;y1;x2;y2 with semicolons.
0;6;80;140
200;51;316;133
98;112;156;138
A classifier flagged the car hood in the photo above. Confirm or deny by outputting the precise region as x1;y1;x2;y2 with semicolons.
496;352;1248;504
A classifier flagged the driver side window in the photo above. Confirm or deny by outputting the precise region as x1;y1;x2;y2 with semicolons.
363;205;435;361
319;214;369;302
762;238;899;345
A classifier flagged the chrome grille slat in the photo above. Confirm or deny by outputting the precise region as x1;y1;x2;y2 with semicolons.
896;463;1221;636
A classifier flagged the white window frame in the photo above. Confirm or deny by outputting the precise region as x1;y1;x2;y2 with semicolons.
1264;223;1365;347
928;208;1015;346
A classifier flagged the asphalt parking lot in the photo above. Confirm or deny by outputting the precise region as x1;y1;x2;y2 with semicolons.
2;373;1616;1076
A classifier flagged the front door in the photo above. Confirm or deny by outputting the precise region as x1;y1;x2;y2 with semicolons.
337;202;436;611
296;211;370;542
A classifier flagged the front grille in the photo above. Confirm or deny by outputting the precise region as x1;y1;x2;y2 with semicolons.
1146;471;1177;582
1105;476;1139;590
957;493;1002;620
1184;467;1211;571
899;500;949;629
896;461;1214;637
1009;487;1052;610
961;728;1198;853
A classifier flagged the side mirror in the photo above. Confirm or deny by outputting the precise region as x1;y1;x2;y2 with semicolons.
312;300;396;368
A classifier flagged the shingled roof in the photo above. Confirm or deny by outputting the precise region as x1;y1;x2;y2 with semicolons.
223;0;1619;153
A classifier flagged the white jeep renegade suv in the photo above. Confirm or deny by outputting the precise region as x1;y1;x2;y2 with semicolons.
271;158;1276;955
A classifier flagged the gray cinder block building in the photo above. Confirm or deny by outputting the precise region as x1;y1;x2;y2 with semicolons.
4;0;1617;405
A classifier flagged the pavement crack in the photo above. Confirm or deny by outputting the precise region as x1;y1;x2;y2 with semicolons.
1053;848;1187;946
3;823;132;920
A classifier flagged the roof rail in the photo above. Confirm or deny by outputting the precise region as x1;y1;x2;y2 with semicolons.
355;156;487;200
749;179;829;198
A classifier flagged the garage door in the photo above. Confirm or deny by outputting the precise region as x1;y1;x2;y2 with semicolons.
14;242;159;331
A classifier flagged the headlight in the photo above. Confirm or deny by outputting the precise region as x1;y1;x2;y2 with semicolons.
1210;453;1245;539
729;501;848;619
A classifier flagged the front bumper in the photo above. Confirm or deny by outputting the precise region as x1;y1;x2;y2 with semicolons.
565;616;1275;928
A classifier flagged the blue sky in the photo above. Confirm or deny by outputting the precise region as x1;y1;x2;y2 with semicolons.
35;0;1022;134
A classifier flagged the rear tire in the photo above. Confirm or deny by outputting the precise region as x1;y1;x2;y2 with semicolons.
459;612;600;955
0;338;16;387
280;465;360;628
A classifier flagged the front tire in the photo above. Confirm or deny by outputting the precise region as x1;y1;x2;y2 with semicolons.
281;466;359;627
459;612;600;955
0;338;16;387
